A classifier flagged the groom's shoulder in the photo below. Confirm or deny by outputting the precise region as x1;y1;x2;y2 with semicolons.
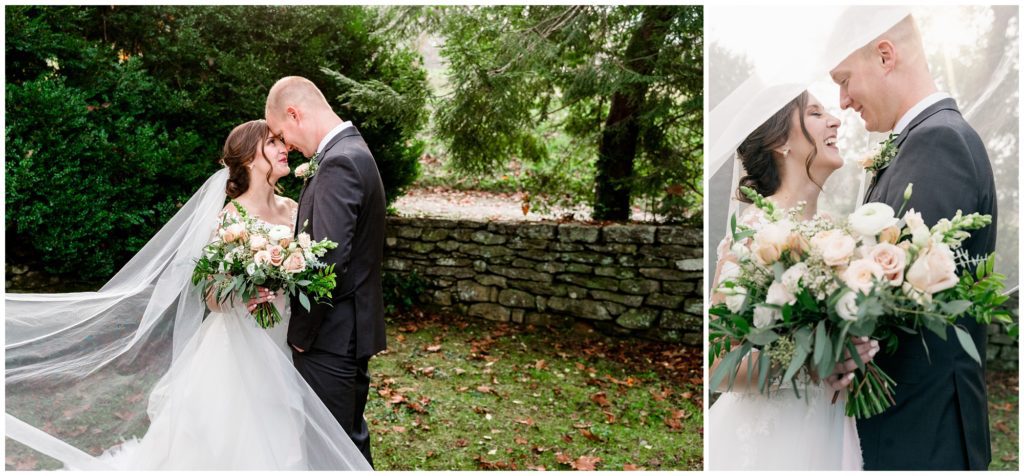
914;106;981;143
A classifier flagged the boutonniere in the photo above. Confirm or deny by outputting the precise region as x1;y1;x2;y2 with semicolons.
858;133;899;174
294;152;320;181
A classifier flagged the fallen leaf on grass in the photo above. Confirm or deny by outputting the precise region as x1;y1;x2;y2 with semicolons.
579;428;604;443
515;417;535;426
555;452;572;464
623;464;643;470
534;359;548;370
572;455;601;471
1001;453;1018;462
514;436;529;445
455;439;469;448
602;411;617;424
426;344;442;352
994;421;1011;435
392;426;407;433
527;464;547;470
590;392;610;407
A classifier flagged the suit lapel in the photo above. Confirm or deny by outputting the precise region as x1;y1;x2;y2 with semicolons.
863;98;960;205
294;126;363;236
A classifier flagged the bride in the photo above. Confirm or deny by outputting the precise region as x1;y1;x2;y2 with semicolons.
5;120;372;470
706;91;876;471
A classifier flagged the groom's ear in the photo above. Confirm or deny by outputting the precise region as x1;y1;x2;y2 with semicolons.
286;105;301;124
874;40;897;74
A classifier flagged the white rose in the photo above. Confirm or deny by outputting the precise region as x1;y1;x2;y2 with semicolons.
268;225;292;244
718;261;741;285
753;305;780;329
811;229;857;267
249;235;269;251
842;258;885;295
722;286;747;313
751;221;792;265
836;291;861;321
904;209;931;247
765;280;797;307
849;203;899;238
781;262;808;294
245;262;257;276
866;243;906;286
297;232;313;250
905;242;959;295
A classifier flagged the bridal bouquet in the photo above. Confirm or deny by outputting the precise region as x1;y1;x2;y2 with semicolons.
192;201;338;328
709;185;1012;419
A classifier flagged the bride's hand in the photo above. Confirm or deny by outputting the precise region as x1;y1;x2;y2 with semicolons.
827;336;879;390
246;287;276;313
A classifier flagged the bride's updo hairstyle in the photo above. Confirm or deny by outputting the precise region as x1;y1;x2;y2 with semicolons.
736;90;817;203
220;119;273;199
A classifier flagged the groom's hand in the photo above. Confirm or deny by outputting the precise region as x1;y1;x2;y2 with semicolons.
827;337;879;390
291;345;305;353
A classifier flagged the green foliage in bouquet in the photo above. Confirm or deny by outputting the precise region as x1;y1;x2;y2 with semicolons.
709;185;1011;419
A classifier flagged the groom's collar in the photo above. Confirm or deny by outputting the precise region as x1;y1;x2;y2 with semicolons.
315;121;354;156
894;96;959;148
317;124;361;160
893;92;951;136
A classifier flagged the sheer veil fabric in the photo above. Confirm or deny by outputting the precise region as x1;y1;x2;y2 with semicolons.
5;168;371;470
707;5;1018;290
706;5;1018;471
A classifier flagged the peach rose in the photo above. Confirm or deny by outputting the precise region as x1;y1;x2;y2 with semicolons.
786;232;810;259
751;221;792;266
282;251;307;274
766;280;797;307
842;258;885;295
253;250;272;266
267;245;286;266
905;243;959;295
221;222;246;243
295;162;311;178
811;229;857;267
867;243;906;286
878;226;901;245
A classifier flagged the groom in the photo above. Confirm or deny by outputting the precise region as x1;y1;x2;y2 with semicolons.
265;76;387;467
830;15;997;470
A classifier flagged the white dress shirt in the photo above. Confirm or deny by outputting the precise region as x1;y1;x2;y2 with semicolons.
893;92;951;135
316;121;353;156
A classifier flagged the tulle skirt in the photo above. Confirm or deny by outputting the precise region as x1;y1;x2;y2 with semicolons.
707;384;863;471
88;307;371;470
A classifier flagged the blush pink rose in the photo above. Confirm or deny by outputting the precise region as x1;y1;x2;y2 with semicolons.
905;243;959;295
842;258;885;295
867;243;906;286
253;250;272;266
267;245;286;267
283;251;307;274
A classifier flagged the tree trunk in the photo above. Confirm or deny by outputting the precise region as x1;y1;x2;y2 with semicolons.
593;6;674;221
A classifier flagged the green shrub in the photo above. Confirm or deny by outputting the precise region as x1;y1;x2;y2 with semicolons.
6;5;428;280
382;270;428;315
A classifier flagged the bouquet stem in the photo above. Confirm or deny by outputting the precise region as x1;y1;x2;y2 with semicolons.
844;362;896;419
251;302;282;329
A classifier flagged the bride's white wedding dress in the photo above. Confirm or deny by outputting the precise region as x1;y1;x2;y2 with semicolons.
90;213;372;470
5;171;370;471
707;207;862;471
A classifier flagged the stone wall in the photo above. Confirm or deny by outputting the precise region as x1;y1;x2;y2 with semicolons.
383;217;703;344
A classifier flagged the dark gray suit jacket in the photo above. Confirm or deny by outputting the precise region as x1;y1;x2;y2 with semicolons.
289;126;387;359
858;98;996;470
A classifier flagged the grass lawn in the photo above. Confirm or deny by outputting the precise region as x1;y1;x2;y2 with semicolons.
988;370;1019;470
367;310;703;470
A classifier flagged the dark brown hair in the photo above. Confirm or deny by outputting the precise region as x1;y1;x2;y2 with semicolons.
220;120;274;199
736;91;819;203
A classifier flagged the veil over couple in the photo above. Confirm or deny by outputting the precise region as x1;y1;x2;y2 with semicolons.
708;13;996;471
6;77;386;470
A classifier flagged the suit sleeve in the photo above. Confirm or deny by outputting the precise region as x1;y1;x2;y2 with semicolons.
885;124;980;227
293;154;363;349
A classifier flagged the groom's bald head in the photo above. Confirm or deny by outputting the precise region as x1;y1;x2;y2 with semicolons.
264;76;342;158
265;76;332;119
831;15;938;132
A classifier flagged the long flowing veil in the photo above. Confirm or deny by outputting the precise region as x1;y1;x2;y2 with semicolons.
707;5;1019;292
5;169;229;468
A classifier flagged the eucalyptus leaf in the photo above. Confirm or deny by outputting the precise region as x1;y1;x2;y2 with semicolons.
953;326;982;365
